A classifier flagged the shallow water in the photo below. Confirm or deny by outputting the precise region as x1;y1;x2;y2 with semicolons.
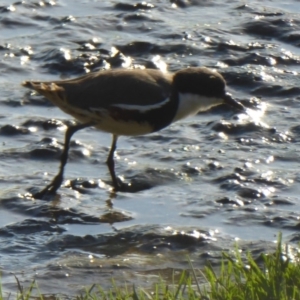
1;0;300;296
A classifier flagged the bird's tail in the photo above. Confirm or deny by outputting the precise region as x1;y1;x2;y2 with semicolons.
22;81;66;105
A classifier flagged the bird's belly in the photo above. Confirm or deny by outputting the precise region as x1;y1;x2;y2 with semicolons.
64;105;153;136
94;116;153;136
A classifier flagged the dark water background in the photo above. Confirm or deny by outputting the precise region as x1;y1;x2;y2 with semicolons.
1;0;300;296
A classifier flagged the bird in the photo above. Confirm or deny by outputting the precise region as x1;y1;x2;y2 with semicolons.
22;67;245;198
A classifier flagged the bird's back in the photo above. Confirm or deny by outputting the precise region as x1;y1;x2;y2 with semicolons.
23;68;173;110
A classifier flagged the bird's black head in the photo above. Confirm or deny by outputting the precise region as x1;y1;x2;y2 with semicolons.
173;67;245;111
173;67;226;97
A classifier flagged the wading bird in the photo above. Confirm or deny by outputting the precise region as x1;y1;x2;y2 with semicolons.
23;67;244;198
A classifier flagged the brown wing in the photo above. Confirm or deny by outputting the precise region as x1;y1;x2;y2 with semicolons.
23;69;173;110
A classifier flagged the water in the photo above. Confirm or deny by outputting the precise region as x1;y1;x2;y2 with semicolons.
0;0;300;296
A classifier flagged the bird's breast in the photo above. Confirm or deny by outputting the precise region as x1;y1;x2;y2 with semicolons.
173;93;224;122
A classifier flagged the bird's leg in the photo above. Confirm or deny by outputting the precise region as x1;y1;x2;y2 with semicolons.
33;122;94;199
106;134;121;190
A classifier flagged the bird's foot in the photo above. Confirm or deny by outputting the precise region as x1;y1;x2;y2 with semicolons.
31;174;63;199
30;183;60;199
111;176;152;193
110;176;129;192
31;185;56;199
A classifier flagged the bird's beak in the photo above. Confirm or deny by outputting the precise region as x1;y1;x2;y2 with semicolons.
223;92;245;111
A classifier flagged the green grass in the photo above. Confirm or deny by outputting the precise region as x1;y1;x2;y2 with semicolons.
1;233;300;300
